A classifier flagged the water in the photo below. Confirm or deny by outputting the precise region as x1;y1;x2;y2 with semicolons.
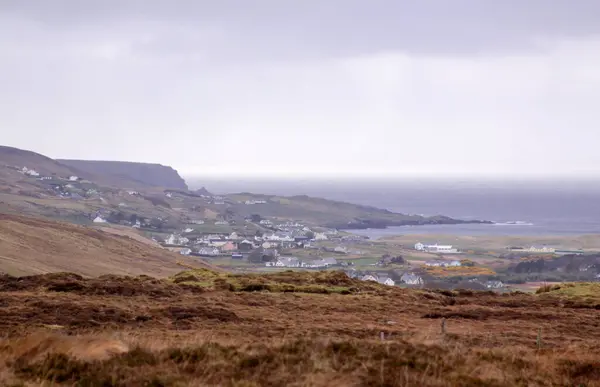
187;177;600;237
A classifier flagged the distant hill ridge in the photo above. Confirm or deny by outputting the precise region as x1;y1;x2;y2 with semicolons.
0;146;188;190
58;159;188;190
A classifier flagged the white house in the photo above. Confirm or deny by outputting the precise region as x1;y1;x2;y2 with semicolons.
132;220;141;228
198;247;220;257
165;234;190;246
183;228;194;233
314;233;328;241
400;272;423;285
415;242;459;253
267;257;301;268
179;248;192;256
68;176;79;181
334;246;348;254
377;276;396;286
414;242;426;251
93;216;107;223
361;274;378;282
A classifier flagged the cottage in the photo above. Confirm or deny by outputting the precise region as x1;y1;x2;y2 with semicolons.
377;276;396;286
485;280;505;289
314;233;328;241
303;259;327;268
198;247;220;257
179;248;192;256
68;176;79;181
93;216;107;223
361;274;378;282
267;257;301;268
400;272;423;285
165;234;190;246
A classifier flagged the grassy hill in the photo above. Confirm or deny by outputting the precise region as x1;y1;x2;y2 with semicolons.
227;192;485;228
0;214;211;277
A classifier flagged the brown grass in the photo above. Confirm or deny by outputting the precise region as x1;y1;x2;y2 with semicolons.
0;213;213;277
1;272;600;386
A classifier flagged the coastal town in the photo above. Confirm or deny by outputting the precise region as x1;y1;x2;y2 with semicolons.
6;161;600;292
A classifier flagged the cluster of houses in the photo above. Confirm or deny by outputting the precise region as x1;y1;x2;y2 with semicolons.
346;271;423;287
161;225;346;260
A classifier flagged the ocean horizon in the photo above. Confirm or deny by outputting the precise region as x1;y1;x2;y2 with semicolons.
186;176;600;237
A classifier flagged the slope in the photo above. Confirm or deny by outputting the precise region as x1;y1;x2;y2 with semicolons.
0;145;81;178
0;214;210;277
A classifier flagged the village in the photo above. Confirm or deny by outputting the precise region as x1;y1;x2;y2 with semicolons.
11;163;599;292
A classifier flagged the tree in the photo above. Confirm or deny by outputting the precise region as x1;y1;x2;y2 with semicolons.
305;231;315;240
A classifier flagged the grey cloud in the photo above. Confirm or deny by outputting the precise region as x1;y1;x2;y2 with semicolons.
3;0;600;58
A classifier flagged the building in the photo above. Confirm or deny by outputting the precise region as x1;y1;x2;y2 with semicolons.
266;257;301;268
415;242;459;253
400;272;423;285
377;276;396;286
93;216;107;223
554;249;584;256
361;274;378;282
179;248;192;256
198;247;220;257
525;245;556;253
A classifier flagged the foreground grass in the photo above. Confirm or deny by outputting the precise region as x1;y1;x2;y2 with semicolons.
2;332;600;386
3;273;600;386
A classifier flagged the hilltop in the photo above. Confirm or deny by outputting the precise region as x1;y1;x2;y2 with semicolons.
57;159;188;190
0;213;210;277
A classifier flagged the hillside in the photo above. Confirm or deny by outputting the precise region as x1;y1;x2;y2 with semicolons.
58;159;188;190
1;271;600;385
0;146;82;178
227;193;488;228
0;214;210;277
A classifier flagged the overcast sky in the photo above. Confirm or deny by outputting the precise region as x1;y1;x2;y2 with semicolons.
2;0;600;178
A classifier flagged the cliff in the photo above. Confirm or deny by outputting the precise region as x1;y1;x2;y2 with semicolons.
57;160;188;190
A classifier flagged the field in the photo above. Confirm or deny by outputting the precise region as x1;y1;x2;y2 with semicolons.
381;234;600;251
1;272;600;386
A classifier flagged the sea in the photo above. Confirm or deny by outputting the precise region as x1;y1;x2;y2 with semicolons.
186;177;600;238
